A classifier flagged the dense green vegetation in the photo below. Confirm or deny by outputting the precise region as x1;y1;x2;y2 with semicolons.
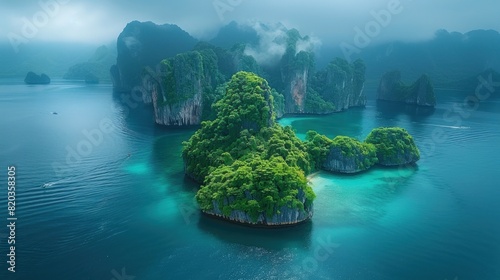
183;71;316;224
182;71;313;181
196;156;315;222
306;58;366;113
143;23;367;120
304;88;335;113
330;136;378;171
365;127;420;166
183;72;421;224
158;49;223;107
305;131;334;170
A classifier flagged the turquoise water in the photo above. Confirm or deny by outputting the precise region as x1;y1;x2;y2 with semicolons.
0;80;499;279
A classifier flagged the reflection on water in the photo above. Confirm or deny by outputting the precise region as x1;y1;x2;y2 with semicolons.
197;214;313;249
376;100;436;120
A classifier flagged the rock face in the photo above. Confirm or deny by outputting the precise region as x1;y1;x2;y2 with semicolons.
205;189;313;226
109;21;369;127
365;127;420;166
377;71;436;107
322;136;377;174
111;21;198;93
285;67;309;113
141;49;219;126
24;72;50;84
306;58;366;114
319;59;366;111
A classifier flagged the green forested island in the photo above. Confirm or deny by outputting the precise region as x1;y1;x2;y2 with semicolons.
183;71;421;226
365;127;421;166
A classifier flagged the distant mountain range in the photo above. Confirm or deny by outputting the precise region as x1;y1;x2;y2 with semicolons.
345;29;500;85
0;42;114;79
63;45;116;82
0;20;498;90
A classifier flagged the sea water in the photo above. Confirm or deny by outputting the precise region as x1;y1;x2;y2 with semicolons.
0;80;499;279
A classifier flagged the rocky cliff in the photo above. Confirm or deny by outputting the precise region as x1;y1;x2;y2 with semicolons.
307;58;366;113
322;136;377;174
279;29;315;113
378;71;436;107
142;50;219;126
109;21;369;127
204;188;313;226
285;67;309;113
24;72;50;84
111;21;198;93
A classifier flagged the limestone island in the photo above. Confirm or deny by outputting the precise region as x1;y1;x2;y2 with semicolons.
377;71;436;107
111;21;368;127
321;136;378;173
310;127;420;174
183;72;316;226
24;72;51;85
365;127;420;166
183;72;421;226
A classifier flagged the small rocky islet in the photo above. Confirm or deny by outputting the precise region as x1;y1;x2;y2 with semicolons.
24;71;51;85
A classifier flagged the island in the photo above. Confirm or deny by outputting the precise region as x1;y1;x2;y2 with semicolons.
322;136;378;173
182;71;422;226
365;127;420;166
112;21;368;127
24;72;51;85
377;71;436;107
183;71;316;226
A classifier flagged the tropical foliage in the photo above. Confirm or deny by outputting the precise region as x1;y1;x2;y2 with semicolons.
365;127;420;165
183;72;317;221
330;136;378;171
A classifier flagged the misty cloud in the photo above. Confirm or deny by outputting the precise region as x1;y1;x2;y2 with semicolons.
295;36;321;54
243;22;288;66
0;0;499;49
243;22;322;66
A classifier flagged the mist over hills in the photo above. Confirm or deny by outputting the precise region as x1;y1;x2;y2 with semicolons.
1;20;499;89
207;22;500;85
0;42;115;79
351;29;500;84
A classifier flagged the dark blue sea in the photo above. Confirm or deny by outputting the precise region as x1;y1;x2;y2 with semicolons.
0;79;499;280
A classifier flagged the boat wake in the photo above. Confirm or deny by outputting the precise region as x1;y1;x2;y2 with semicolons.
414;122;470;129
40;153;134;188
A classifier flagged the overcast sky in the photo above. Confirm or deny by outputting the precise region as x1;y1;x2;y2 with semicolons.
1;0;499;46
